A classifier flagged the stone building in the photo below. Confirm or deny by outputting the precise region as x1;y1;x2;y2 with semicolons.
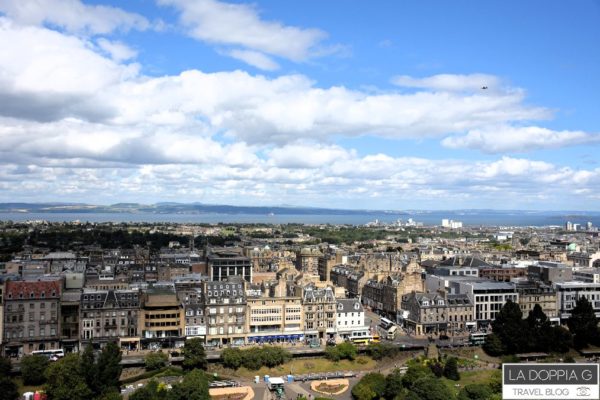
203;277;247;347
80;289;140;349
296;247;323;275
516;283;558;319
401;292;447;335
3;279;62;356
302;285;336;341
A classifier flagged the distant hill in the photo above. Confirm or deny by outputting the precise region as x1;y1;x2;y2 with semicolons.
0;202;408;216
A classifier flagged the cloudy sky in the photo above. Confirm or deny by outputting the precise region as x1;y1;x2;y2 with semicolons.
0;0;599;210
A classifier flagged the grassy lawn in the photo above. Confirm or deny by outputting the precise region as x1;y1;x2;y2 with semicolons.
213;356;377;378
15;377;44;395
442;347;500;364
441;369;498;396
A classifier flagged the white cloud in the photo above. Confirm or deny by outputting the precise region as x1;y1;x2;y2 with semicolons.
0;0;150;34
267;143;352;168
0;13;598;208
223;49;279;71
97;38;138;62
442;126;600;153
158;0;326;63
392;73;501;92
0;17;138;121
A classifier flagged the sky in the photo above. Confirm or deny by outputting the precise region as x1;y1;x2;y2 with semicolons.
0;0;599;210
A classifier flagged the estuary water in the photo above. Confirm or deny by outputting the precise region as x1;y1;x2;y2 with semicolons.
1;210;600;227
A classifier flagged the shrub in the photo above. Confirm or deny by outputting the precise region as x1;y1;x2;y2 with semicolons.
325;342;357;361
365;343;399;360
443;357;460;381
222;348;243;370
21;354;49;385
144;351;168;371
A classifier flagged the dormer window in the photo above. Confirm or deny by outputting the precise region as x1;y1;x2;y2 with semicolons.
30;293;35;298
422;300;429;306
338;303;343;310
354;303;360;310
41;292;46;298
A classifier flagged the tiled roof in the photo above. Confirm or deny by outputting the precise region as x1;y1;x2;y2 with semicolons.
6;280;61;300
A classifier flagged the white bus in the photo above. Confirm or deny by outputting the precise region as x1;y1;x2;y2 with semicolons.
380;317;394;330
31;349;65;360
469;332;488;345
386;325;398;340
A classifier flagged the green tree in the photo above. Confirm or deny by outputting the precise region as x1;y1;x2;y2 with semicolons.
81;344;100;395
366;343;399;360
129;379;166;400
262;347;291;368
325;345;341;362
221;348;243;370
409;377;454;400
525;304;551;351
548;326;573;353
96;388;124;400
182;338;207;371
0;377;19;400
351;373;386;400
384;369;404;400
443;357;460;381
483;333;505;356
45;353;93;400
326;342;357;362
567;297;599;349
168;369;210;400
144;351;168;371
488;370;502;394
241;348;264;370
97;342;123;393
337;342;358;361
457;384;493;400
20;354;49;385
491;300;527;354
352;383;376;400
401;364;434;389
0;355;12;376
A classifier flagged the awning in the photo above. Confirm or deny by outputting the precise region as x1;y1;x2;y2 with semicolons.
119;338;141;342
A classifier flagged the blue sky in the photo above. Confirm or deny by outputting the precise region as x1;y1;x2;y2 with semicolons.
0;0;599;210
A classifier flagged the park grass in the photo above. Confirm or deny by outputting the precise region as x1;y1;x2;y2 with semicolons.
442;346;500;364
213;356;377;378
441;369;498;396
15;377;44;396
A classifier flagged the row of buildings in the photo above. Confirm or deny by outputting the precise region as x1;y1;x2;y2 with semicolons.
0;273;370;357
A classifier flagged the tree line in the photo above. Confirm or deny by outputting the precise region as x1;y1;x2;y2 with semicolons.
483;297;599;356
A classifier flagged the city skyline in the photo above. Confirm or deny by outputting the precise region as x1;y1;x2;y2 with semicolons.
1;0;599;210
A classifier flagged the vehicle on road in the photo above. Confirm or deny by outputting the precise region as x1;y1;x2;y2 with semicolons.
469;332;488;345
386;325;398;340
380;317;394;330
32;349;65;361
267;377;285;399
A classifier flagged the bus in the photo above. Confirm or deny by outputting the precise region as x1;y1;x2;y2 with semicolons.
386;325;398;340
469;332;488;345
32;349;65;360
352;336;373;345
380;317;394;330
